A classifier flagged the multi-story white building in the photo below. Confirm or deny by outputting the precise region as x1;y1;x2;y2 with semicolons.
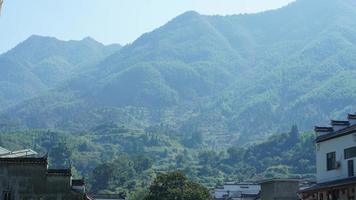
300;113;356;200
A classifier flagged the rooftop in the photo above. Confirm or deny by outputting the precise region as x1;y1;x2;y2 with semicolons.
259;178;301;184
0;146;10;155
47;168;72;176
348;113;356;120
300;177;356;193
331;120;350;126
316;124;356;143
0;149;38;158
72;179;85;186
0;156;48;165
314;126;333;132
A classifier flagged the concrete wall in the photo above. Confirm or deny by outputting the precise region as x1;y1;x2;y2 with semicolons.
260;182;275;200
261;181;299;200
317;133;356;183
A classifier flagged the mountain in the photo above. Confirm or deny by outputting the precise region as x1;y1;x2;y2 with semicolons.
2;0;356;143
0;36;121;110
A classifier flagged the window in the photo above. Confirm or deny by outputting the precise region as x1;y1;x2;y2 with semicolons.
345;147;356;159
3;191;12;200
327;152;337;170
320;193;323;200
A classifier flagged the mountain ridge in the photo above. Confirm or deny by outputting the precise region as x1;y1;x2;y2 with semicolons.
2;0;356;143
0;35;121;110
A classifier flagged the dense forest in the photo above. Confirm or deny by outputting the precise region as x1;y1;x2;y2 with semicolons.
0;124;315;197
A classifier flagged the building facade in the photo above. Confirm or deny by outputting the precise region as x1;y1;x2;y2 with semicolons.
260;179;300;200
0;156;87;200
213;182;260;200
300;114;356;200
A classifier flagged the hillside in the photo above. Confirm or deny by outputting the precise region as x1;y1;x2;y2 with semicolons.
2;0;356;143
0;36;121;110
0;125;315;193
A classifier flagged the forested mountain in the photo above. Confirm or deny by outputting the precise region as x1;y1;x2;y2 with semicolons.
0;124;315;195
0;36;121;110
2;0;356;143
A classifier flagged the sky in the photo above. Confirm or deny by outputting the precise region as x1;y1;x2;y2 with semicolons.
0;0;295;53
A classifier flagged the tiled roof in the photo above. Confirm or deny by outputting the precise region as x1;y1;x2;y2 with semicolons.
0;156;47;165
0;146;10;155
72;179;85;186
316;125;356;143
47;168;72;176
348;114;356;120
88;194;123;200
300;177;356;193
0;149;38;158
314;126;333;132
331;120;350;126
259;178;301;184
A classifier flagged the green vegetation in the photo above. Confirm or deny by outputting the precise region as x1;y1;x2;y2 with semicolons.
1;0;356;144
0;0;355;197
0;124;315;195
143;172;212;200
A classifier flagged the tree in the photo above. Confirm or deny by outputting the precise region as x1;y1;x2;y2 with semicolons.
132;155;153;173
49;139;72;168
144;172;212;200
90;163;116;192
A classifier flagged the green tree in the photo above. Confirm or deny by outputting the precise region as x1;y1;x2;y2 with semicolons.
144;172;212;200
49;140;72;168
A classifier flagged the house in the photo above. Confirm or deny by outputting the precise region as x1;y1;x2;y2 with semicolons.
213;182;260;200
0;155;88;200
0;146;38;158
259;179;300;200
87;194;125;200
300;113;356;200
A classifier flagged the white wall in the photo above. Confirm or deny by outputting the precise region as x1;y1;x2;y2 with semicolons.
317;133;356;183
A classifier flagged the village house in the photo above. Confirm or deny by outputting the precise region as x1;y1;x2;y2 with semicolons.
0;146;88;200
213;182;261;200
300;113;356;200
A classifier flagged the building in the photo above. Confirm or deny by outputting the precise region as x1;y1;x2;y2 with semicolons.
300;113;356;200
260;179;300;200
87;194;125;200
0;146;38;158
0;155;88;200
213;182;260;200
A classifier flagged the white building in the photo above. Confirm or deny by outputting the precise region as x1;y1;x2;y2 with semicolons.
300;113;356;200
213;182;260;200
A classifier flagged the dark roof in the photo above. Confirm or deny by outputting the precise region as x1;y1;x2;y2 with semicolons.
316;125;356;143
72;179;85;186
348;114;356;120
259;178;301;184
0;156;47;165
88;194;123;200
300;177;356;193
47;168;72;176
314;126;333;132
331;120;350;126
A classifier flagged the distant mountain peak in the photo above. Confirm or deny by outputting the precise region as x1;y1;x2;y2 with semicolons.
180;10;201;17
169;10;202;23
81;36;99;43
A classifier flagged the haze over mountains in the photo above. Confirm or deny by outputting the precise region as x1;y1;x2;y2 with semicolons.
1;0;356;143
0;36;121;110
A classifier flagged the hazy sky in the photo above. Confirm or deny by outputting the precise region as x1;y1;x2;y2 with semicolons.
0;0;295;53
